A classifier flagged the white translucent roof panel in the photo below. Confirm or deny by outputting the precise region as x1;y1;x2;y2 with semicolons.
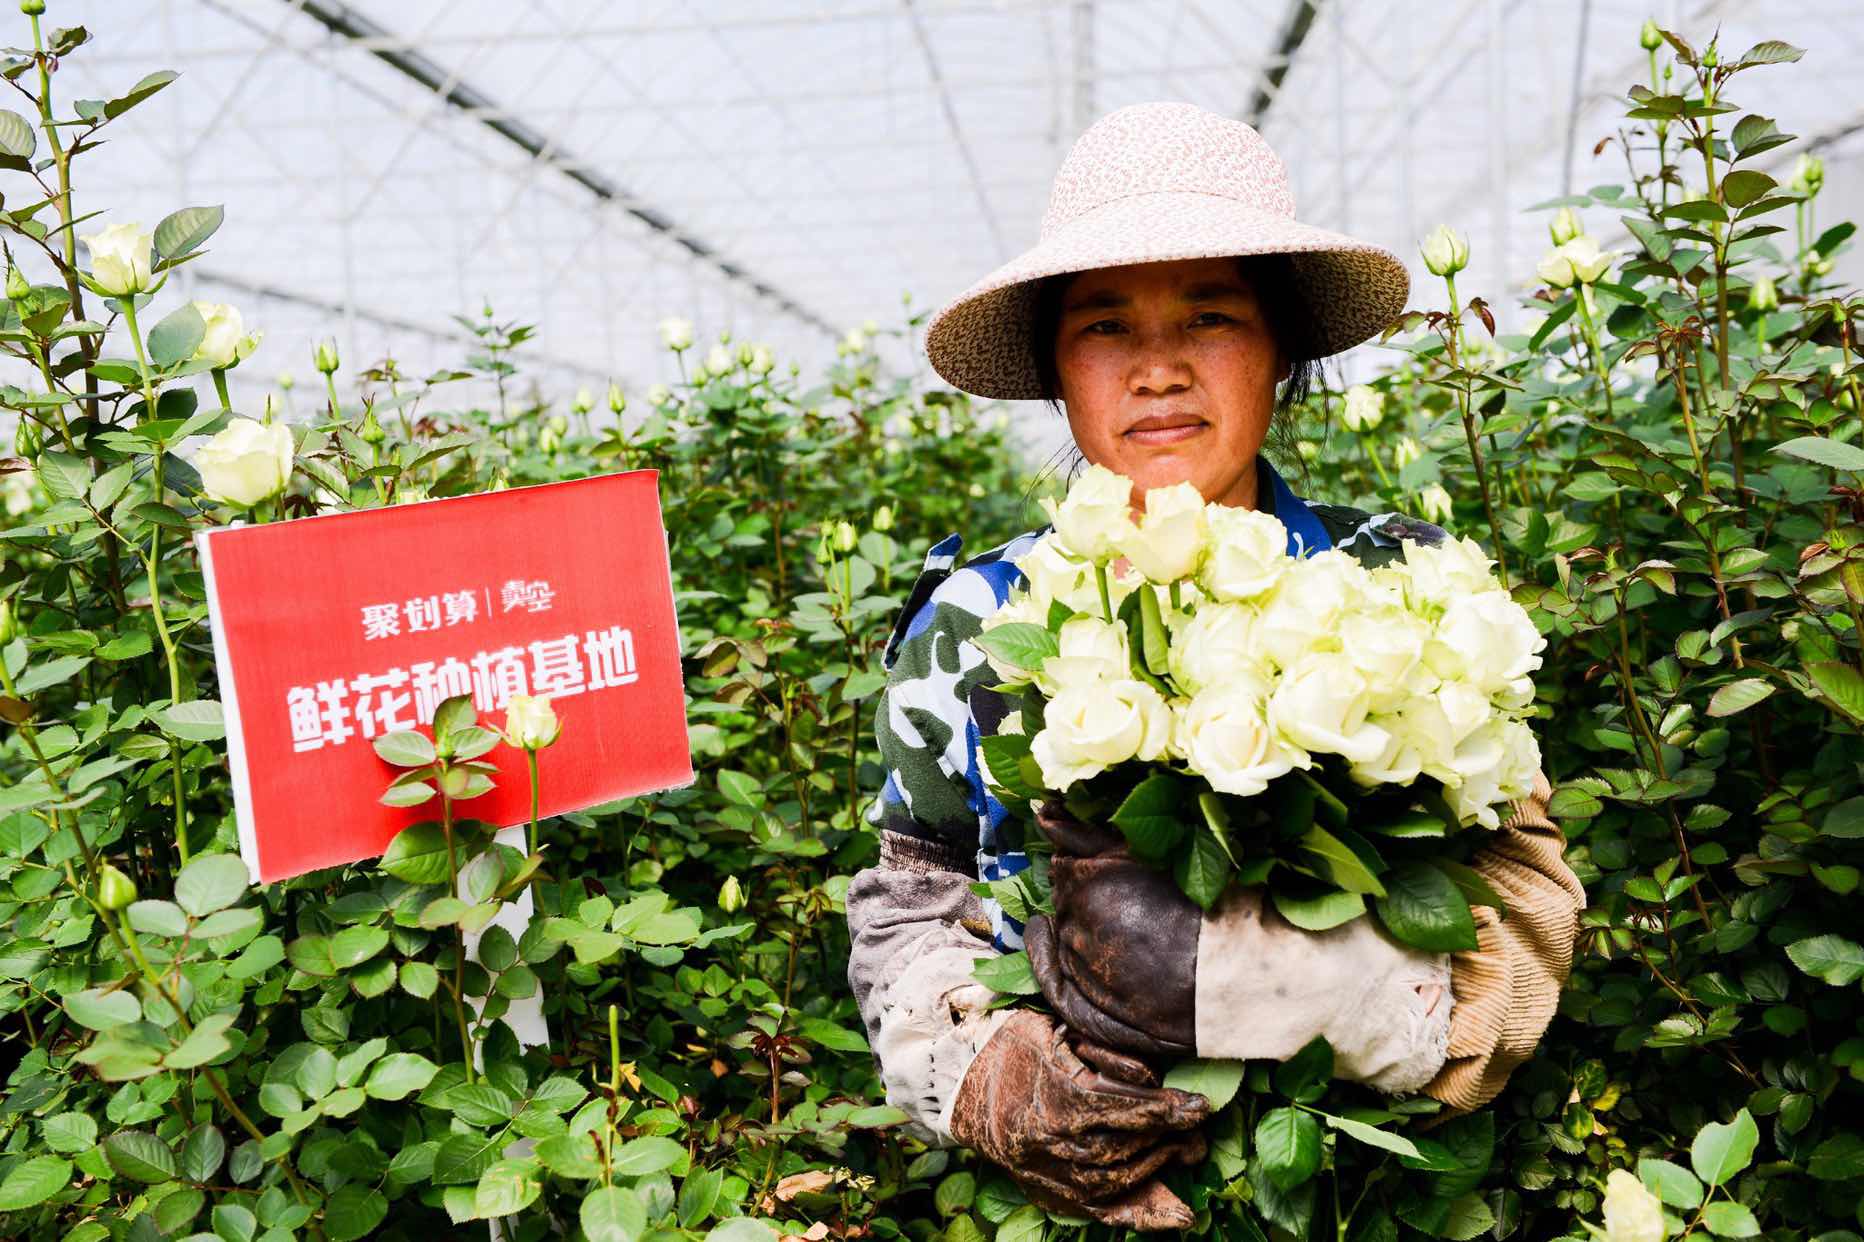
24;0;1864;426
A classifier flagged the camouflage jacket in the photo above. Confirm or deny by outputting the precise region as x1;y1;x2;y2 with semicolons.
866;456;1449;950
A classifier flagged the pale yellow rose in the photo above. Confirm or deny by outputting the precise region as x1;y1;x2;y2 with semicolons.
190;301;257;369
1030;678;1172;789
1118;481;1208;583
196;418;293;508
80;222;153;296
504;693;561;749
1199;504;1289;602
1600;1168;1665;1242
658;317;693;350
1174;679;1302;796
1036;616;1132;696
1268;651;1391;765
1427;591;1546;696
1400;536;1499;610
1341;384;1384;432
1040;463;1136;563
1166;599;1264;696
1251;550;1372;670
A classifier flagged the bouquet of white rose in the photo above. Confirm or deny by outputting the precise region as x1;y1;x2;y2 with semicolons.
974;464;1547;948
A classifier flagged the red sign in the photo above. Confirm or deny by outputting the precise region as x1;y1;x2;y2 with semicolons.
197;471;693;882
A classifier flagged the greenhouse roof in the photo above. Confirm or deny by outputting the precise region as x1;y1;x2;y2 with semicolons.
43;0;1864;409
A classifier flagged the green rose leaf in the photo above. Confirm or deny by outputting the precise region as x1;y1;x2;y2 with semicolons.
325;1184;390;1242
971;950;1040;996
146;302;206;367
1638;1157;1703;1208
1701;1201;1760;1237
373;729;437;768
1774;435;1864;471
1321;1113;1423;1158
580;1185;647;1242
365;1052;439;1101
1175;824;1234;911
104;1130;178;1183
65;986;140;1029
1255;1106;1323;1190
1272;1036;1334;1104
1690;1108;1759;1187
611;1135;683;1177
1162;1058;1246;1110
1111;771;1190;862
1785;934;1864;986
380;821;452;885
174;853;250;916
1375;862;1479;951
475;1159;541;1219
0;1155;70;1210
971;622;1058;673
1272;887;1366;931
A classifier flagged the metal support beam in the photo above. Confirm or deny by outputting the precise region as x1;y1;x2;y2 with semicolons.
286;0;835;336
1244;0;1319;128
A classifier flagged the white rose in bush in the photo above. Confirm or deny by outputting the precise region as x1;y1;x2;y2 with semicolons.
197;418;293;508
1269;651;1391;764
1030;677;1171;789
80;221;153;296
1199;504;1287;601
1167;600;1263;695
1338;606;1430;696
1040;462;1134;562
1118;480;1207;583
191;301;257;369
1036;616;1131;696
1174;678;1301;796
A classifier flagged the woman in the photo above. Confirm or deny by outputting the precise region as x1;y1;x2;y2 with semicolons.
845;102;1584;1231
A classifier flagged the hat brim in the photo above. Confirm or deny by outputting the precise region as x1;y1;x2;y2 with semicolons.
924;191;1411;401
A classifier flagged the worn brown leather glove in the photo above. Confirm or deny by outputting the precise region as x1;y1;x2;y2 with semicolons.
949;1009;1210;1231
1025;799;1455;1092
1423;770;1586;1115
1022;802;1200;1057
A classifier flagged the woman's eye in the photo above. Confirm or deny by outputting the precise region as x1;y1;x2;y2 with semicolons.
1084;319;1125;334
1192;311;1235;326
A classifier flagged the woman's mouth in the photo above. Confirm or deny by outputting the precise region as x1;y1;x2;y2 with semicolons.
1125;414;1207;446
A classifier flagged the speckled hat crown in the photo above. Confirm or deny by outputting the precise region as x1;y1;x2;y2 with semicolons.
923;101;1411;400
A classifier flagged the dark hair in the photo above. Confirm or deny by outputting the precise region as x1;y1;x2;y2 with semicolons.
1027;253;1325;482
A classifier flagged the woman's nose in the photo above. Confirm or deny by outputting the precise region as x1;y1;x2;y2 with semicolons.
1128;333;1193;395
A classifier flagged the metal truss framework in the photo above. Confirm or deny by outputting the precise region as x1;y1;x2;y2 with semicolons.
44;0;1864;413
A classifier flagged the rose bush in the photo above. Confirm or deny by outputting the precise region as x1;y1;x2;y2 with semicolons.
0;9;1860;1242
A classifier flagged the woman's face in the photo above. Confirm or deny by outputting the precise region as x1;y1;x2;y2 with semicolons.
1053;256;1289;510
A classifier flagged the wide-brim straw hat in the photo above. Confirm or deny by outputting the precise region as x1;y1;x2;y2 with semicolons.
924;101;1410;401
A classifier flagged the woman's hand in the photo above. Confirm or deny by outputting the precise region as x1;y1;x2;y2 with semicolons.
1024;800;1453;1093
949;1009;1210;1231
1022;804;1200;1056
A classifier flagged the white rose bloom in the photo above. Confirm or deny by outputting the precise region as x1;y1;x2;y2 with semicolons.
1339;606;1429;699
1040;463;1136;563
1428;591;1546;695
196;417;293;508
1252;551;1371;671
1118;481;1208;583
1349;719;1427;787
705;344;734;375
1536;245;1577;290
1030;678;1172;789
80;222;153;296
1600;1169;1665;1242
749;344;775;374
1496;717;1543;800
1401;535;1498;610
1166;600;1264;696
1391;436;1423;469
658;317;693;350
1199;504;1289;601
646;383;672;406
1417;482;1454;525
1341;384;1384;432
1175;679;1302;796
1561;235;1618;284
1441;719;1513;827
1016;534;1100;616
190;301;258;370
1269;651;1391;765
1037;616;1132;696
